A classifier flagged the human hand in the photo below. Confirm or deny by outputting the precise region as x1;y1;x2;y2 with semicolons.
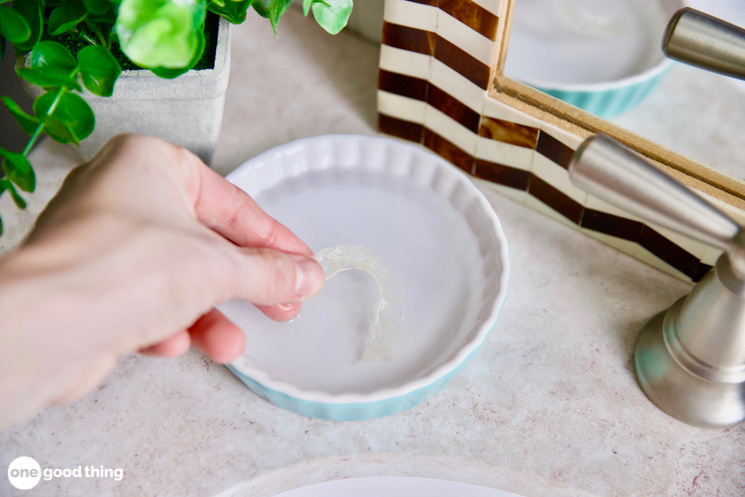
0;134;325;428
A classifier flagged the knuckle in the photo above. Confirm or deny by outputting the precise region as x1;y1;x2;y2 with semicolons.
220;187;248;230
251;248;296;304
261;218;281;248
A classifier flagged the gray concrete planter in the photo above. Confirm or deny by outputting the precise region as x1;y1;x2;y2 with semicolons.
21;17;231;165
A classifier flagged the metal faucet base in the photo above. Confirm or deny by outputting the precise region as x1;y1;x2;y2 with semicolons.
634;299;745;428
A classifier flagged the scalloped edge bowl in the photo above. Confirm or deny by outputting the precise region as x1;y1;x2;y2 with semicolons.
222;135;509;421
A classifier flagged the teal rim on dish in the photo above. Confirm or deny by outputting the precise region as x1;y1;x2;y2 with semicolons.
220;135;510;421
530;62;674;119
225;315;502;422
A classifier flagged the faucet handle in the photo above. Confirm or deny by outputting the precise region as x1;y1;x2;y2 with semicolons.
568;134;740;252
663;7;745;81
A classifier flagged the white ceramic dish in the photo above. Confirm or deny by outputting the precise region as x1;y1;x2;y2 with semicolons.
505;0;683;117
272;477;527;497
220;135;509;420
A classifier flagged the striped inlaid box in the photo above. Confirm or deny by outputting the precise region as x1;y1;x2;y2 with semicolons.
376;0;745;282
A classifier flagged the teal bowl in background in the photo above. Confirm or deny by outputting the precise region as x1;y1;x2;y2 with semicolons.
530;61;674;119
505;0;683;118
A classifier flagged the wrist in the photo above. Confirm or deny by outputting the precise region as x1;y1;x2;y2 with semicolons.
0;245;108;427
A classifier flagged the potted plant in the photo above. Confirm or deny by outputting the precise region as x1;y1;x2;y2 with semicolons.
0;0;353;233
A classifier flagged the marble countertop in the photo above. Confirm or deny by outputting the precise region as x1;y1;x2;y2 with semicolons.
1;7;744;497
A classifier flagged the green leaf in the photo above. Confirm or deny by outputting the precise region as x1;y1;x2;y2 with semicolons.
0;214;3;236
48;1;88;36
6;181;27;209
39;115;78;143
83;0;111;15
0;149;35;194
311;0;352;35
303;0;311;16
28;41;77;77
34;91;95;145
150;65;187;79
16;68;82;91
0;147;31;173
2;96;39;135
150;29;204;78
207;0;252;24
12;0;42;52
88;9;117;25
252;0;292;34
0;5;30;44
77;45;121;96
13;165;35;193
116;0;207;69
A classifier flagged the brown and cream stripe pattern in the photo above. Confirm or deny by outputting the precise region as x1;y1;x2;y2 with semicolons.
377;0;717;282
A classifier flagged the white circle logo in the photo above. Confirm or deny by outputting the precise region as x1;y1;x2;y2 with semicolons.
7;456;41;490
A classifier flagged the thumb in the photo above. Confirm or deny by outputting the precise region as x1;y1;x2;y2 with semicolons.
229;247;325;305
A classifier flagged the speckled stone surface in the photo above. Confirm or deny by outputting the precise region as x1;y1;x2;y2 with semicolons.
1;8;744;497
611;62;745;181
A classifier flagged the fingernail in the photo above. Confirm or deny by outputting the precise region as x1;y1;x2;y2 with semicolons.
295;257;324;298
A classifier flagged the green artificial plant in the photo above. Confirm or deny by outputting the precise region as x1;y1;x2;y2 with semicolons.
0;0;353;234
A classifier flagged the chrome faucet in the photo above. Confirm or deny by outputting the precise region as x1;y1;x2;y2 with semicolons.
566;7;745;428
662;7;745;81
569;135;745;428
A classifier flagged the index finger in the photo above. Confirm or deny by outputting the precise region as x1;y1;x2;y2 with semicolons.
189;157;312;256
